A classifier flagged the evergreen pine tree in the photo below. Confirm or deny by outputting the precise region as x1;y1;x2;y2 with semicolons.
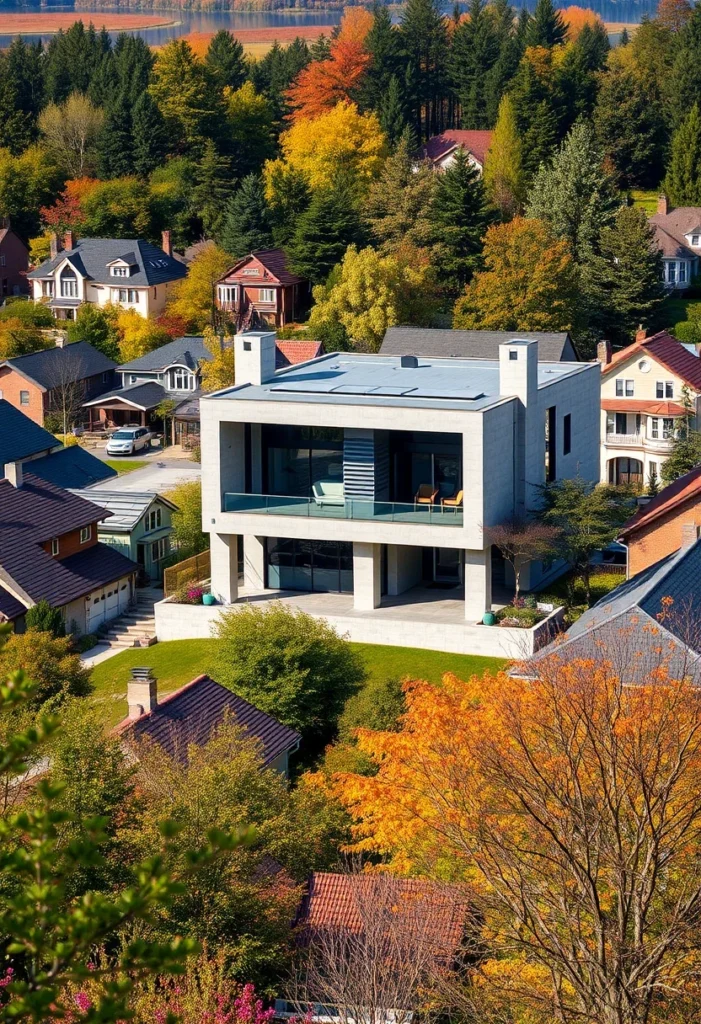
309;35;332;61
515;7;531;47
510;55;558;181
286;179;365;284
664;103;701;205
205;30;247;91
88;50;118;107
669;4;701;126
113;34;154;105
593;60;667;188
433;147;490;293
484;0;523;125
219;174;274;260
192;140;236;239
450;0;500;129
619;27;630;45
400;0;449;140
525;0;567;48
484;93;524;220
0;38;44;154
365;127;437;253
266;166;311;248
361;3;403;111
132;92;169;177
97;91;133;179
379;76;407;148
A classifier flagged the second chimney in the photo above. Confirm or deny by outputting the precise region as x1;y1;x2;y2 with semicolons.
162;229;172;257
681;522;700;550
4;462;23;489
49;232;59;260
657;194;669;216
63;229;75;251
127;666;158;719
635;326;647;344
597;339;612;366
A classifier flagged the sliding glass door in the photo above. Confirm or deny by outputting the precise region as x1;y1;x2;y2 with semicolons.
266;538;353;593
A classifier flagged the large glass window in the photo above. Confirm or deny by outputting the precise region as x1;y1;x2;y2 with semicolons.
264;426;344;497
266;538;353;593
60;268;78;298
390;432;462;503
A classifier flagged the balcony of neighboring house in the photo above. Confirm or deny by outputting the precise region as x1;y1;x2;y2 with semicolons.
603;406;679;455
221;425;466;529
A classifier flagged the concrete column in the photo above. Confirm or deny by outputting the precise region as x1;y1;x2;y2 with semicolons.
210;532;239;604
243;535;266;590
464;547;492;622
353;542;382;610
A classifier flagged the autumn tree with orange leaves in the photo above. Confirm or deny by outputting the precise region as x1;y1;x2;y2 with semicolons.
335;642;701;1024
285;9;373;122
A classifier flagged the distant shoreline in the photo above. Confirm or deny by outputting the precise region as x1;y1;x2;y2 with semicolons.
0;11;180;32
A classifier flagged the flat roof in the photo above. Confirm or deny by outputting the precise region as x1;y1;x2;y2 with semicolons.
207;353;588;412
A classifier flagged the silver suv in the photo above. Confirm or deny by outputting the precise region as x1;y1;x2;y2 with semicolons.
106;426;152;456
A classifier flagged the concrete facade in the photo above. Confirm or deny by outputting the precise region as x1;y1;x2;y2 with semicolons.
197;334;600;653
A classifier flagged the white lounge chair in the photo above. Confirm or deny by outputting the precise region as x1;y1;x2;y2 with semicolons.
312;480;345;507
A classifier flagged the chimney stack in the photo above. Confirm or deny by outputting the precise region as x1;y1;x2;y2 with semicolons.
597;339;612;366
127;666;158;720
162;229;172;257
63;229;74;251
681;522;700;550
49;232;59;260
635;326;647;344
234;331;277;386
54;333;66;349
657;194;669;216
4;462;23;489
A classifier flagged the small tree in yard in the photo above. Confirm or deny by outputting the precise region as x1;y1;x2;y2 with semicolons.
24;600;65;638
211;603;366;742
486;518;560;601
155;397;178;447
660;383;701;485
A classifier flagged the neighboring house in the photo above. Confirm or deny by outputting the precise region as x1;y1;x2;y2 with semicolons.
597;330;701;487
524;533;701;682
0;341;116;428
275;339;324;368
27;230;187;320
380;327;579;361
0;466;137;633
115;668;301;776
419;130;493;172
69;489;177;583
215;250;310;329
0;399;116;488
199;332;600;651
0;218;29;298
83;336;214;440
618;465;701;576
649;195;701;290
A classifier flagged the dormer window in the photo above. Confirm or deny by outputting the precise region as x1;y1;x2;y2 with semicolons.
60;267;78;298
693;235;700;247
111;266;129;277
168;367;195;391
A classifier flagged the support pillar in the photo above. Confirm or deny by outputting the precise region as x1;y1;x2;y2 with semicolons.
464;547;492;622
353;542;382;611
243;535;266;590
210;532;239;604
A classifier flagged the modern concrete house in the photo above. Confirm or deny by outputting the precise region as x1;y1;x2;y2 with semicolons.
175;332;600;657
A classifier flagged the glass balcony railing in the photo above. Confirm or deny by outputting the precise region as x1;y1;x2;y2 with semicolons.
223;492;464;526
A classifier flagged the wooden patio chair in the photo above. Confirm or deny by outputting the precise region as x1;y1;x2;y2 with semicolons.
441;489;464;513
414;483;438;509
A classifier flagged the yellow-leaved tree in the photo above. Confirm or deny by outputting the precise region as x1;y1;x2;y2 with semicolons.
265;102;387;193
165;242;232;333
334;642;701;1024
115;308;171;364
200;325;235;392
308;245;438;352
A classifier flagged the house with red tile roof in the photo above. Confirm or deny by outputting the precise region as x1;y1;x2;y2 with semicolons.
649;195;701;290
419;130;493;173
597;330;701;487
618;465;701;575
215;250;310;330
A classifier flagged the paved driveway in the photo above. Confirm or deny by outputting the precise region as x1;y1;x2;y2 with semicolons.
88;457;201;494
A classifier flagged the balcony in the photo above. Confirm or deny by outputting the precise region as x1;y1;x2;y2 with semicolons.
223;492;464;526
605;432;674;453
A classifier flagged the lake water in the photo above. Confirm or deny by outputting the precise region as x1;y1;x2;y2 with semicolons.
0;0;658;48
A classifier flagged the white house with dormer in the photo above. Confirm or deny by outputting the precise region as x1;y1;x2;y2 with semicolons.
27;230;187;320
649;196;701;289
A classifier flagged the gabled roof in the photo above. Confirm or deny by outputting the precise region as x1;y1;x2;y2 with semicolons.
116;674;301;767
27;238;187;287
0;226;28;251
381;327;578;362
70;489;177;532
218;249;306;287
0;341;116;390
603;331;701;391
275;339;324;368
118;336;213;374
650;206;701;253
651;224;697;260
419;130;493;166
619;465;701;539
29;446;117;489
83;380;166;411
0;399;59;465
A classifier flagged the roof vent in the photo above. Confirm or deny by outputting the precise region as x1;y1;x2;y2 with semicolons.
400;355;419;368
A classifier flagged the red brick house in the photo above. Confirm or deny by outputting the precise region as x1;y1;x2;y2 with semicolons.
619;466;701;576
215;250;310;329
0;219;29;298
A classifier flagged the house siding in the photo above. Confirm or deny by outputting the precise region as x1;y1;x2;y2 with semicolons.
0;368;44;425
42;524;99;559
627;497;701;576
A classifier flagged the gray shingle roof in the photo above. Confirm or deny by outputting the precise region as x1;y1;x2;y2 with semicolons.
70;489;177;532
30;447;117;489
2;341;116;389
118;336;213;373
0;400;59;465
27;238;187;287
380;328;579;361
83;381;166;411
117;674;301;767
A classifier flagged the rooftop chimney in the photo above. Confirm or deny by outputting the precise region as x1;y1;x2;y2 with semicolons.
657;194;669;216
234;331;277;386
499;339;539;516
162;229;172;257
127;666;158;720
54;333;66;349
49;232;60;260
597;339;612;366
4;462;23;488
63;229;74;251
635;326;647;344
681;522;700;550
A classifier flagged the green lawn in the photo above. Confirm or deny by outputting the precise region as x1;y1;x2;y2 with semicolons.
90;639;505;727
630;189;659;215
538;570;623;622
104;459;149;475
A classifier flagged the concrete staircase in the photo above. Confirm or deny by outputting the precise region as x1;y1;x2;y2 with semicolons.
99;587;162;649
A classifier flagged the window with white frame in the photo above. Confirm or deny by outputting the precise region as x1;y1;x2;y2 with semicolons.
146;507;162;532
51;537;59;556
60;268;78;297
150;536;168;562
693;235;700;246
680;262;687;283
110;266;129;277
128;289;138;303
656;381;674;398
42;280;54;297
615;379;634;397
663;417;675;439
80;525;92;543
20;390;29;405
259;288;275;304
667;261;677;284
218;285;237;304
168;367;194;390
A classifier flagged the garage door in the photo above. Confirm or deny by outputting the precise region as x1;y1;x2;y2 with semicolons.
86;588;107;631
86;578;131;630
118;579;131;612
